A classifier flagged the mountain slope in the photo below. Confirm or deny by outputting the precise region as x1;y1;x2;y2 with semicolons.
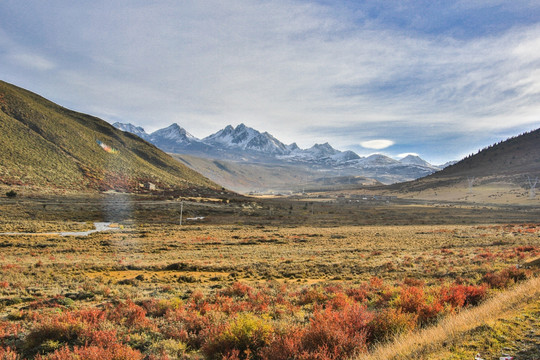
432;129;540;178
391;128;540;195
0;80;220;193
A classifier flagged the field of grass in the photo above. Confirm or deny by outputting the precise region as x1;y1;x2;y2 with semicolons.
0;195;539;359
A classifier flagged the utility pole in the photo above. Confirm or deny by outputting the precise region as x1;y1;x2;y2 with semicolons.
179;201;183;226
528;176;538;199
467;177;475;193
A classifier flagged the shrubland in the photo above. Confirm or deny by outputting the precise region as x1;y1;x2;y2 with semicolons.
0;217;538;359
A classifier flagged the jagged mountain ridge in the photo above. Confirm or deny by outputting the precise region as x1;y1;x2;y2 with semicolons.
113;122;443;184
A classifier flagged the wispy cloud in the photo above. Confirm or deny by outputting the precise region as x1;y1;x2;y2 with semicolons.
0;1;538;163
7;52;55;71
360;140;395;150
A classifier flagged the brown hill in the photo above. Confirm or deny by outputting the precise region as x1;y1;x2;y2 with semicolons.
435;128;540;179
0;80;221;194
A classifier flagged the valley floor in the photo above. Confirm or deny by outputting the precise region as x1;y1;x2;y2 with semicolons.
0;195;539;359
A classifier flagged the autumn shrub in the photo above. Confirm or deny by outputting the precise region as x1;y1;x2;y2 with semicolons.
140;298;182;318
24;316;86;354
0;321;21;340
0;347;19;360
258;327;304;360
202;313;273;360
398;286;443;326
345;286;369;303
367;308;417;344
397;286;425;314
106;300;154;330
220;282;254;298
148;339;187;359
299;303;372;359
34;343;142;360
296;286;329;306
23;308;119;355
483;267;530;289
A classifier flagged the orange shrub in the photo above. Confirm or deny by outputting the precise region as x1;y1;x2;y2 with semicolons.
35;344;142;360
299;303;372;359
0;346;19;360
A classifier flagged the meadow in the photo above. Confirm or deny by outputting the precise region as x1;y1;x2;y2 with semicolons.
0;194;539;359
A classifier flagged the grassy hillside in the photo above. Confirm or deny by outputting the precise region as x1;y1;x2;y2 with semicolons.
435;128;540;179
388;128;540;197
0;81;220;193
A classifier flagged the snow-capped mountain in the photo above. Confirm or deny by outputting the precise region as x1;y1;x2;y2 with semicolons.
113;122;149;140
148;123;213;153
114;122;212;153
203;124;289;155
399;154;437;169
113;122;445;184
150;123;196;143
359;154;401;167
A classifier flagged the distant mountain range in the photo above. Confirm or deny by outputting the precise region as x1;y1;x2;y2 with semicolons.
114;122;448;184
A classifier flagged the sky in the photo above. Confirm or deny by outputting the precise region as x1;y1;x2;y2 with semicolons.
0;1;539;164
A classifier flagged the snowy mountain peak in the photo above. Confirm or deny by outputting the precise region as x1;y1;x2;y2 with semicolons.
307;143;339;157
150;123;196;142
203;124;288;155
113;122;149;139
399;155;437;169
287;143;300;152
361;154;400;166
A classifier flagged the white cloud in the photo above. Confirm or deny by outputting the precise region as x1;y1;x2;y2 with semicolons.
7;52;55;71
360;139;395;150
0;1;539;160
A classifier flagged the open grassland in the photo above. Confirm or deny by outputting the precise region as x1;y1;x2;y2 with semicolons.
0;196;539;359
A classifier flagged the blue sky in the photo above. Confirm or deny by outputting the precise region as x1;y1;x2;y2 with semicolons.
0;1;539;164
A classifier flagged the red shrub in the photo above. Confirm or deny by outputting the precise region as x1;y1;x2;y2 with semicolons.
0;347;19;360
483;267;530;289
259;328;304;360
106;300;153;330
0;321;21;339
35;343;142;360
417;301;444;325
220;282;254;298
398;286;425;314
296;286;329;305
326;292;350;310
300;303;372;359
398;286;443;326
345;287;369;303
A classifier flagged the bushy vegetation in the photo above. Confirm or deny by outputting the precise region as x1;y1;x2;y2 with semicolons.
0;220;538;359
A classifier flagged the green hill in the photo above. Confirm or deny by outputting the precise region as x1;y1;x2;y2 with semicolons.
0;80;220;193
